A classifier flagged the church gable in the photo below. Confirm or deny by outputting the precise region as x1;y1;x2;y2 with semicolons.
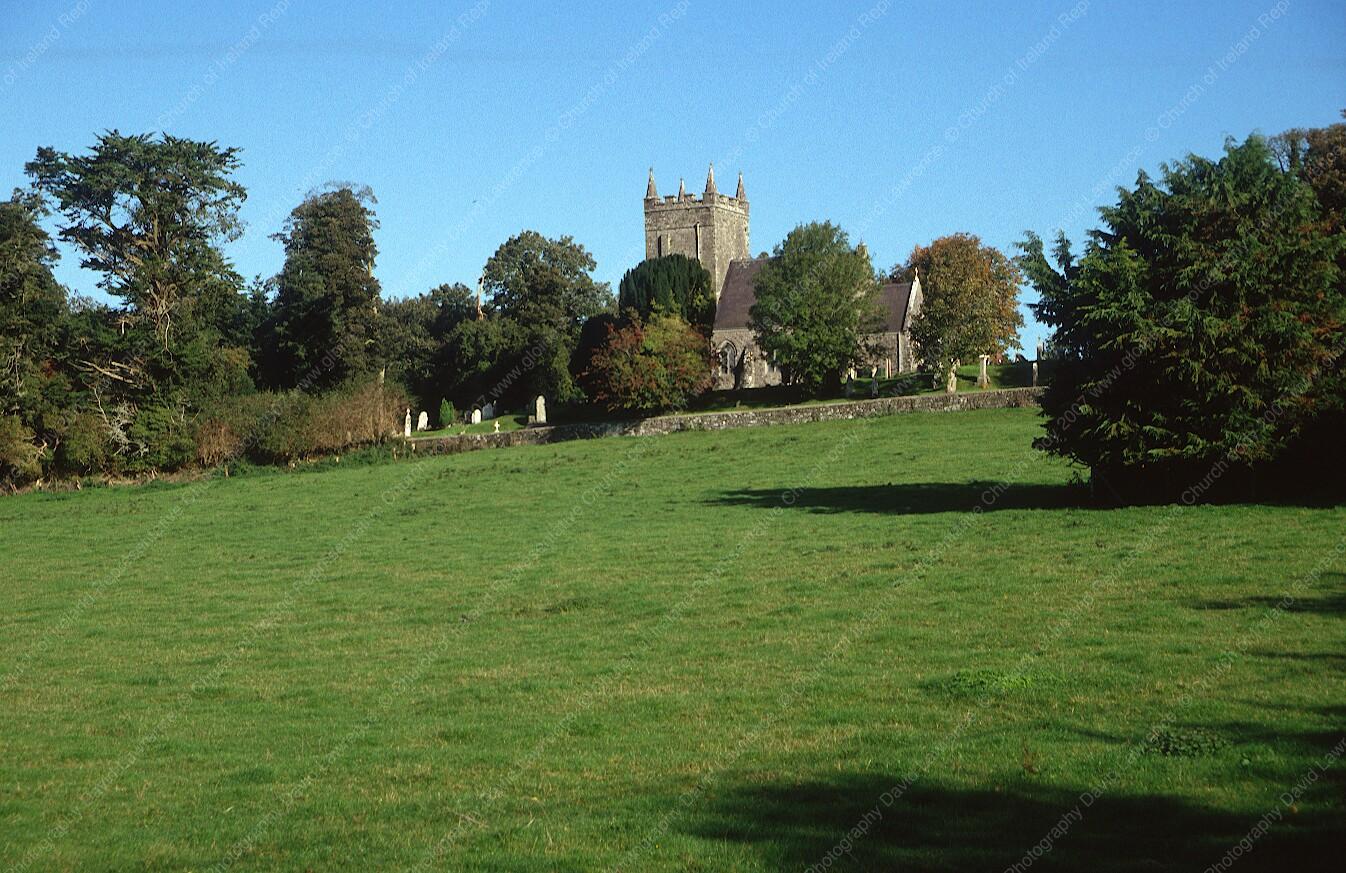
712;257;769;330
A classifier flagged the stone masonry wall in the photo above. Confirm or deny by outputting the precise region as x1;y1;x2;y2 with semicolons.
643;192;749;299
407;387;1043;458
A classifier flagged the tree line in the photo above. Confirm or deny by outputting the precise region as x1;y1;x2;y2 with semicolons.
3;113;1342;499
0;132;623;486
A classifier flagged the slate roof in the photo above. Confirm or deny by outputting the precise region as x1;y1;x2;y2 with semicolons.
713;257;769;330
713;257;913;333
876;280;916;333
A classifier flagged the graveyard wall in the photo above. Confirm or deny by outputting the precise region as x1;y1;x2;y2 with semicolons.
407;387;1044;458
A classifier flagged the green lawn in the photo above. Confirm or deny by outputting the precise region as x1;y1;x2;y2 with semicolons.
2;408;1343;871
416;413;529;438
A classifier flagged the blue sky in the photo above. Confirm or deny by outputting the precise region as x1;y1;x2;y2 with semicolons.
3;0;1343;350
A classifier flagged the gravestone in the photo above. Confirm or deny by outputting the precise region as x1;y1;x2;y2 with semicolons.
977;354;990;389
946;361;959;394
870;376;879;398
1032;361;1039;387
534;395;546;425
403;408;412;437
482;402;495;420
416;411;429;431
470;408;482;425
493;420;500;434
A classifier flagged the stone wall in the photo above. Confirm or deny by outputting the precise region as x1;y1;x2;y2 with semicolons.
407;387;1044;458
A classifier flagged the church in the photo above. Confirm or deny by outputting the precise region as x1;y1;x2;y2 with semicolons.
643;165;922;390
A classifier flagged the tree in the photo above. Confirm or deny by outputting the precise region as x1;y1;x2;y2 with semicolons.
483;230;611;330
749;221;880;395
377;283;475;406
1018;135;1346;498
0;193;66;422
472;230;612;404
617;254;715;331
26;132;247;360
1271;110;1346;226
26;133;252;472
268;185;382;391
582;311;713;413
906;233;1023;382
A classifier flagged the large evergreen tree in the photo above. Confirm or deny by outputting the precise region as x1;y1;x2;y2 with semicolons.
26;132;250;401
1019;136;1346;498
268;185;382;390
749;221;880;395
617;254;715;332
0;193;66;422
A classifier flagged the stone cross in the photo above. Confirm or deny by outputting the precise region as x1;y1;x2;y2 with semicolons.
403;408;412;437
492;420;500;433
470;408;482;425
977;354;991;389
534;395;547;425
416;410;429;431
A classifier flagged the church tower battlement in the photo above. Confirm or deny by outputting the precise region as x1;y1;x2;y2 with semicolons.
643;164;750;300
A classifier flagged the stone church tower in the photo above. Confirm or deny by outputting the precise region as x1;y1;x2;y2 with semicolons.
643;164;749;299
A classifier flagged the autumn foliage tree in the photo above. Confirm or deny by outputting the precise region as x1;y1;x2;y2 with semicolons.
582;312;713;413
905;234;1022;381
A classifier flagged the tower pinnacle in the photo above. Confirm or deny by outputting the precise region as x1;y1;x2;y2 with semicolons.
645;167;657;200
735;171;746;200
705;162;717;195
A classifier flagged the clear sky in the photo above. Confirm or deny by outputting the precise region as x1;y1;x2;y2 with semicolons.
3;0;1343;350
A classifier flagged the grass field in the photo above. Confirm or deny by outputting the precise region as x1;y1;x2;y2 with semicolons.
2;407;1343;871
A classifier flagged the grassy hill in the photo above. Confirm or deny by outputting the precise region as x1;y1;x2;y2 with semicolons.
2;408;1342;871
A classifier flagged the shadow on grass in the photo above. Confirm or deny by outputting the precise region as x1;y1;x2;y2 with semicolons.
1188;574;1346;617
684;773;1343;872
710;481;1084;515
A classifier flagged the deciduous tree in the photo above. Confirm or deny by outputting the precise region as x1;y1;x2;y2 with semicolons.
582;312;712;412
905;233;1023;382
749;221;879;396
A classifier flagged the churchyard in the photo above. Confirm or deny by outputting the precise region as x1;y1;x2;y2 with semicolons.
3;406;1343;871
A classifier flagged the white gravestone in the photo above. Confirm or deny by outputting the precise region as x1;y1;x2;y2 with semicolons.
978;354;990;389
1032;361;1039;387
470;408;482;425
534;395;546;425
403;408;412;437
416;411;429;431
